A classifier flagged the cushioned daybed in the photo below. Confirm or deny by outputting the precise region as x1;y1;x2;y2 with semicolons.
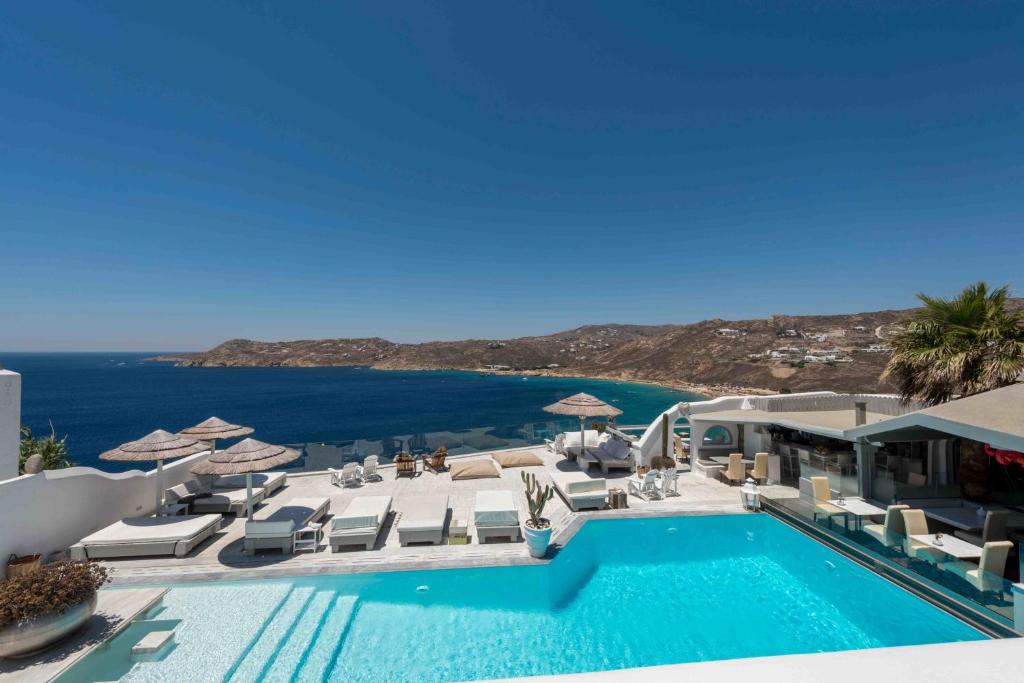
213;471;287;496
398;494;449;546
578;433;634;473
191;486;267;516
69;514;221;560
244;497;330;554
551;472;607;511
330;495;392;551
474;490;520;543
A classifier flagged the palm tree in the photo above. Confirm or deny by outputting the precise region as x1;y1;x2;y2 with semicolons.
883;282;1024;406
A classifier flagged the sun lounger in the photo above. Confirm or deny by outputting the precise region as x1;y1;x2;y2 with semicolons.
212;471;287;496
191;486;267;516
70;515;221;560
474;490;520;543
398;494;449;546
244;497;330;554
330;495;392;551
551;471;607;511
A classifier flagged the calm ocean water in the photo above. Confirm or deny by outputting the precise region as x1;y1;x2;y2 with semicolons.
4;353;697;472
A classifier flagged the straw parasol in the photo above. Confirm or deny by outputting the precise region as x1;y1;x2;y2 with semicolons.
190;438;299;519
101;430;211;515
177;417;254;459
543;393;623;457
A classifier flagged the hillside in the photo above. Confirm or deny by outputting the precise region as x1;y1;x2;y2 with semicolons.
153;311;926;394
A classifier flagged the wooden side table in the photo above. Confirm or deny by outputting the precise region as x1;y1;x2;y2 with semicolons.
608;488;627;509
448;511;469;545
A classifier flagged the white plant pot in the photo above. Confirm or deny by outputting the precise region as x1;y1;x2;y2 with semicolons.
0;593;97;659
524;521;552;558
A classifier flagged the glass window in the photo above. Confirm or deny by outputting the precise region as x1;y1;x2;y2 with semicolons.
702;425;732;445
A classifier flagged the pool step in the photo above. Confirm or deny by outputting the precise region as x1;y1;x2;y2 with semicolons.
262;590;336;682
293;595;359;682
227;586;315;683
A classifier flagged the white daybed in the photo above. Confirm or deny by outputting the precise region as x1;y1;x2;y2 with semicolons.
398;494;449;546
551;472;607;511
578;432;635;473
191;486;267;516
330;495;392;551
213;471;287;496
474;490;520;543
69;515;221;560
244;497;330;554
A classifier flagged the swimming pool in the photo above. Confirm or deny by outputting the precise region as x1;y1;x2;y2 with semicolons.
58;514;984;682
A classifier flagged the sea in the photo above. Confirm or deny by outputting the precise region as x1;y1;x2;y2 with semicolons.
4;353;699;472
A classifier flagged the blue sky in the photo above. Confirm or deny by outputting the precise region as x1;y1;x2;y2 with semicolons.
2;1;1022;351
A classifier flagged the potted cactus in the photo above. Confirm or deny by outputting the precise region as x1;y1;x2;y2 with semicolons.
521;471;555;558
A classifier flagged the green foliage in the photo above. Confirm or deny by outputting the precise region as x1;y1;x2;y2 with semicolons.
521;471;554;529
0;560;108;628
884;282;1024;405
18;422;73;474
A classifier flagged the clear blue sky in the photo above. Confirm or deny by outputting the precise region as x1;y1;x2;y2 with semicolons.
2;1;1022;351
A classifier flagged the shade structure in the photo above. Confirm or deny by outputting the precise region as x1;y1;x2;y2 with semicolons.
191;438;299;519
543;393;623;460
178;416;254;468
101;430;211;515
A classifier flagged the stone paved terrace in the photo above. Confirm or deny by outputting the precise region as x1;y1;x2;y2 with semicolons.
101;446;798;585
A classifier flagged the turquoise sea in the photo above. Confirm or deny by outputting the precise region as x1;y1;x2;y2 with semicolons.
4;352;697;472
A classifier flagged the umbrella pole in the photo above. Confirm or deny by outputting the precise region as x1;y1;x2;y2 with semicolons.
246;472;254;520
155;458;164;516
579;415;586;459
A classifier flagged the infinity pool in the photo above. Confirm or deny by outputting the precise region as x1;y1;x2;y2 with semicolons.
59;515;984;682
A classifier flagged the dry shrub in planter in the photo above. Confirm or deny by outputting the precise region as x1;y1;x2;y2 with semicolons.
0;561;108;629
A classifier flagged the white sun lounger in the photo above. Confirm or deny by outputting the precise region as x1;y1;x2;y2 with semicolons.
212;471;287;496
398;494;449;546
330;495;392;551
191;486;267;516
244;497;330;554
69;515;222;560
551;471;607;511
474;490;520;543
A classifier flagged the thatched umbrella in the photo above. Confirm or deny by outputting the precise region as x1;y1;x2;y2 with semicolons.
543;393;623;458
190;438;299;519
101;430;211;515
178;417;254;460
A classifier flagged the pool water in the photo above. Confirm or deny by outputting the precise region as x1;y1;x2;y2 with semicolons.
59;515;984;682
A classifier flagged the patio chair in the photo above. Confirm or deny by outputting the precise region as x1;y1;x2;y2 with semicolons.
423;447;449;473
954;510;1009;547
899;509;944;560
944;541;1013;593
628;470;661;501
721;453;746;486
673;434;689;464
750;453;769;483
809;476;846;528
863;504;909;547
394;452;418;477
659;467;679;497
362;455;382;482
330;462;363;487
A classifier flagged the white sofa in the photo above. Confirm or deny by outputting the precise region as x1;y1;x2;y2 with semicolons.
330;495;392;551
579;433;635;473
547;430;601;459
551;472;607;511
244;497;330;554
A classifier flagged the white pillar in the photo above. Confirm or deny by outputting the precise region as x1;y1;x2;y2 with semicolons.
0;369;22;481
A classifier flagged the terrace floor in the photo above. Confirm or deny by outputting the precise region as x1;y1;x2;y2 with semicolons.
101;446;798;585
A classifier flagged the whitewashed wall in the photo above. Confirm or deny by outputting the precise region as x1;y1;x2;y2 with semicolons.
0;452;209;577
0;369;21;481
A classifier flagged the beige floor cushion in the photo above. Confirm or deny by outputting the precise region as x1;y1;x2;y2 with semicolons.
493;451;544;468
450;458;501;480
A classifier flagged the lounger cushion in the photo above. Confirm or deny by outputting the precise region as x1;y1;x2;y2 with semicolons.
551;472;607;495
399;494;449;531
474;491;519;527
450;458;501;480
77;515;220;546
595;436;630;460
332;496;392;531
493;451;544;468
563;431;600;448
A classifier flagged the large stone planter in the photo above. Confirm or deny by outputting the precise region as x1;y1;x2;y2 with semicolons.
0;594;97;659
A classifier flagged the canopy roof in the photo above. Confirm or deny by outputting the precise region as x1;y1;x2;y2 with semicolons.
101;429;210;462
178;416;254;441
190;438;299;475
544;392;623;418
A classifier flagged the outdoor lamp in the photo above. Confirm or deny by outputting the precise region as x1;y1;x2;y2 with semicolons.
740;478;760;511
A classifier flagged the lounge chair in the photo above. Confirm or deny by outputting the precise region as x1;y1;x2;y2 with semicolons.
721;453;746;485
398;494;449;546
244;497;330;554
329;462;363;487
954;510;1009;547
361;455;382;482
551;471;607;511
190;485;267;516
423;447;449;473
750;453;769;484
394;452;418;477
329;495;392;551
579;433;634;473
556;430;600;460
899;508;944;560
70;515;221;560
474;490;520;543
659;468;679;497
627;470;661;501
212;472;287;497
944;541;1013;592
863;504;909;547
